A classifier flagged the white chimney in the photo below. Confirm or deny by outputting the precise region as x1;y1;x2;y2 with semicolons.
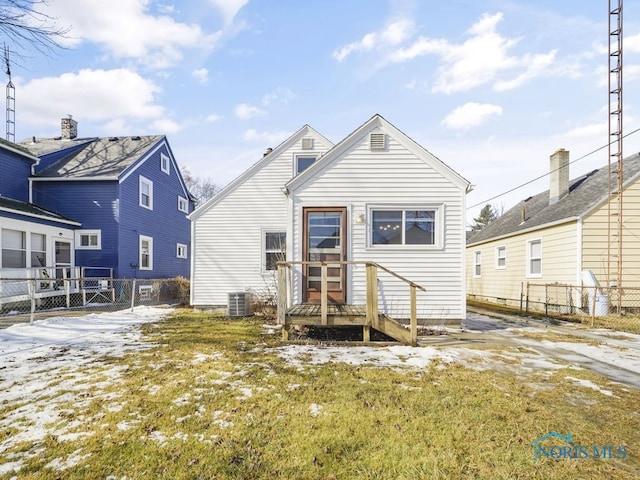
549;148;569;205
61;115;78;140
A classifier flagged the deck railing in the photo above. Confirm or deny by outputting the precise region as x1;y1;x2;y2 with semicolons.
277;261;426;345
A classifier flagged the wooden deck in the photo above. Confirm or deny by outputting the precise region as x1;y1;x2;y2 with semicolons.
278;261;425;346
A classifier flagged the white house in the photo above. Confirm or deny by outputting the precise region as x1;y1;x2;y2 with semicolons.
190;115;471;327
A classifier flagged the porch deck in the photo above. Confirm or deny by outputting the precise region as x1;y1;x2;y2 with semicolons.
278;261;425;346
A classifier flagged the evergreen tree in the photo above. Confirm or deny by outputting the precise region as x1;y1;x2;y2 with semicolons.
471;204;499;232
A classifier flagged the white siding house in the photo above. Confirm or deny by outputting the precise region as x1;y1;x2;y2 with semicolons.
190;115;471;322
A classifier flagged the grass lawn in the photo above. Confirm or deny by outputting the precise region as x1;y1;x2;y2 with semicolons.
2;310;639;479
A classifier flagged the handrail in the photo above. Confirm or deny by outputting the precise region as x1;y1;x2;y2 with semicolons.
277;260;424;346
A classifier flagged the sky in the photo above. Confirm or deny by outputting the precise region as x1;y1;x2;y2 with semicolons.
2;305;640;475
6;0;640;223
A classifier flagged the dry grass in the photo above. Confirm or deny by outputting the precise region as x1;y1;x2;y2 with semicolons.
1;310;639;479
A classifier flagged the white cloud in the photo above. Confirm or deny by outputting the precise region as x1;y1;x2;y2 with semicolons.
262;87;295;106
333;19;414;61
208;0;249;24
235;103;266;119
40;0;222;69
441;102;502;130
243;128;291;144
387;12;560;95
150;118;184;134
206;113;223;123
192;68;209;84
19;69;165;128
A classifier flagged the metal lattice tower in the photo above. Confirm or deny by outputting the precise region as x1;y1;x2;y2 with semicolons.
607;0;623;308
4;45;14;142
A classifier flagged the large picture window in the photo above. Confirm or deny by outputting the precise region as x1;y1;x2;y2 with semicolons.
265;232;286;271
2;229;26;268
371;209;436;246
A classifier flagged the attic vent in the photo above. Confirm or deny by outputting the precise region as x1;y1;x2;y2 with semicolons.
370;133;385;150
227;292;251;317
301;138;313;150
131;136;141;141
109;137;119;141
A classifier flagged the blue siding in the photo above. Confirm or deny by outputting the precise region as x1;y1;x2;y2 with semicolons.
118;142;192;279
32;180;121;274
0;148;34;201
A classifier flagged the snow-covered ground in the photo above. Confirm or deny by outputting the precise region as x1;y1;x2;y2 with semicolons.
1;307;640;475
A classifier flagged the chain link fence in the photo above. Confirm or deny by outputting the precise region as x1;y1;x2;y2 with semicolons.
470;282;640;334
0;275;190;327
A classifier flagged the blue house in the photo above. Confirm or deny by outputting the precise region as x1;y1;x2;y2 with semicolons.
20;117;194;279
1;138;81;279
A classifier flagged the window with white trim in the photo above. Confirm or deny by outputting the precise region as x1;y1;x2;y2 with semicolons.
1;229;26;268
178;196;189;213
264;231;285;271
177;243;188;259
139;176;153;210
295;155;317;175
495;246;506;269
75;230;101;250
161;153;170;174
31;233;47;267
527;239;542;277
371;209;436;246
473;251;482;277
139;235;153;270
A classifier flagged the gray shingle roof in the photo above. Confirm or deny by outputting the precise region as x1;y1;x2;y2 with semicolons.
467;152;640;245
0;196;80;225
28;135;164;179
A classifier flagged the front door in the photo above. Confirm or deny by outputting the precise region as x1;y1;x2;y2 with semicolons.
303;207;346;304
54;241;71;280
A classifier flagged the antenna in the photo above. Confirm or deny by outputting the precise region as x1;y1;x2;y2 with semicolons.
4;44;15;142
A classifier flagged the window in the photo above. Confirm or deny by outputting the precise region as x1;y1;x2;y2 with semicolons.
265;231;286;271
296;155;316;175
473;251;482;277
161;153;170;174
178;196;189;213
496;246;506;269
139;176;153;210
371;209;436;246
31;233;47;267
177;243;188;259
528;239;542;277
2;229;26;268
75;230;101;250
139;235;153;270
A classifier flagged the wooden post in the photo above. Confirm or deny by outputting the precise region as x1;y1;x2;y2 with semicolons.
363;325;370;342
410;284;417;347
321;263;328;325
277;264;287;325
365;263;378;328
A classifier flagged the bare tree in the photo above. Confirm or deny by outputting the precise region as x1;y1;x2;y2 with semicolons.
181;166;221;205
0;0;69;58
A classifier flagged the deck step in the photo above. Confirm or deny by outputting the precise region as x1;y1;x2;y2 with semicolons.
373;314;412;345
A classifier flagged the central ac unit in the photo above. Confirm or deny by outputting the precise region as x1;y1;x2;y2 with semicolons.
227;292;251;317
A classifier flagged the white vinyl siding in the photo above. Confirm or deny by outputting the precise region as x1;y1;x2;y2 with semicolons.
190;132;332;307
290;130;467;320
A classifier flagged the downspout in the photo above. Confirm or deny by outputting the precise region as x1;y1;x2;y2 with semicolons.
576;217;583;285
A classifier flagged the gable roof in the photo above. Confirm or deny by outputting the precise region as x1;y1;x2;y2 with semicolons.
285;114;471;192
29;135;164;180
189;125;333;221
467;152;640;245
0;196;81;226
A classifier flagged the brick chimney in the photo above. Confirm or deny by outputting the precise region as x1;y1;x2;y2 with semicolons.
61;115;78;140
549;148;569;205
